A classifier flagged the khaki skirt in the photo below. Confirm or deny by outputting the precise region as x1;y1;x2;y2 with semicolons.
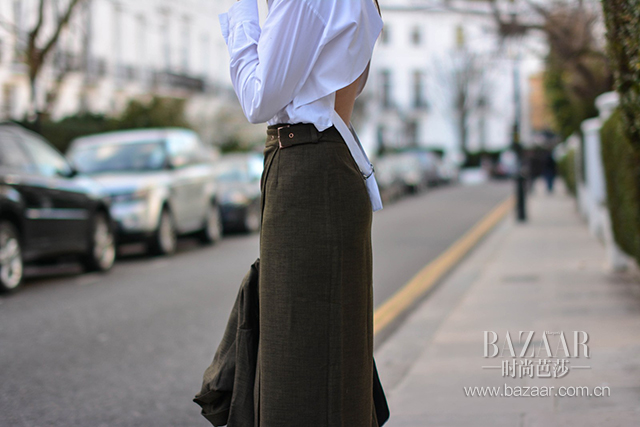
257;124;376;426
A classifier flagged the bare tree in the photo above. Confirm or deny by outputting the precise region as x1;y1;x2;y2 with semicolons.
4;0;85;120
488;0;612;137
439;48;492;155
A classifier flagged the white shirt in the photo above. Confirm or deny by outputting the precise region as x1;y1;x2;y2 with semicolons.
219;0;383;131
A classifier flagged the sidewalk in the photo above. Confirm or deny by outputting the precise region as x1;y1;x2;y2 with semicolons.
375;183;640;427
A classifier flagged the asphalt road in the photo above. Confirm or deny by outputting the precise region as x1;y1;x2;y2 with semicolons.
0;181;511;427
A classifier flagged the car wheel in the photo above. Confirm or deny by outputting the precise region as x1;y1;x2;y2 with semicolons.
0;221;23;293
243;203;261;233
200;202;222;244
150;208;177;256
82;212;116;272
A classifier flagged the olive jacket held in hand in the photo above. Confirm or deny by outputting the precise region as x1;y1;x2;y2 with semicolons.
193;259;390;426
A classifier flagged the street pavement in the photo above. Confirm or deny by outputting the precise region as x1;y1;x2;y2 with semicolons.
0;181;511;427
376;182;640;427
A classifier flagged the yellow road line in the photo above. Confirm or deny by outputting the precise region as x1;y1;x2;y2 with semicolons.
373;195;515;336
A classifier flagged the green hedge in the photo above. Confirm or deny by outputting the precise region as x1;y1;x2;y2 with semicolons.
603;0;640;152
17;114;115;153
17;97;190;153
557;148;577;196
600;109;640;263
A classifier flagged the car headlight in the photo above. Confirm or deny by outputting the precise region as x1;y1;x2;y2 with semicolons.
110;188;152;204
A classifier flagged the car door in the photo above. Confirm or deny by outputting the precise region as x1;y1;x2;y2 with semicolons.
0;128;46;259
166;133;207;232
185;136;215;227
18;130;92;254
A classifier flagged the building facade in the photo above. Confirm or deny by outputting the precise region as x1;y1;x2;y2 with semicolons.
0;0;544;156
358;0;544;160
0;0;232;124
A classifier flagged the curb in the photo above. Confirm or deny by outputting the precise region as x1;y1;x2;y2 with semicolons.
373;195;516;336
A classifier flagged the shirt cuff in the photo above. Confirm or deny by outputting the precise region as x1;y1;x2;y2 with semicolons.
227;0;260;30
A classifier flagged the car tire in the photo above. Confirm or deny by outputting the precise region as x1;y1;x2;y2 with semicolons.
243;203;261;233
0;221;24;293
199;202;223;244
149;208;177;256
82;212;116;272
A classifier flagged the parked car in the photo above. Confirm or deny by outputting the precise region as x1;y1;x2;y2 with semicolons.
395;152;427;194
436;154;460;184
0;123;116;293
374;154;406;204
213;153;263;233
402;149;441;188
67;128;222;256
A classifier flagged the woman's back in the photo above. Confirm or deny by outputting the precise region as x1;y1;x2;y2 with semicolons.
335;66;369;125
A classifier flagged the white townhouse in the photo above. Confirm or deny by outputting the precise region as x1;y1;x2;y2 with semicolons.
0;0;234;136
357;0;545;160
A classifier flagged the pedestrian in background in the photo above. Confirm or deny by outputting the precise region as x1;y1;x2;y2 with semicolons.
217;0;384;426
543;150;557;193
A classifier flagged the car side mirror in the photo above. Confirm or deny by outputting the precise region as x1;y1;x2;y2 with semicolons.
58;166;78;178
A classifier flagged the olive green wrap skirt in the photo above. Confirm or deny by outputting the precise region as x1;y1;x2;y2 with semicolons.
257;125;376;426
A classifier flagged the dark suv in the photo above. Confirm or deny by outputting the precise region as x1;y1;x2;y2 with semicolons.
0;123;116;293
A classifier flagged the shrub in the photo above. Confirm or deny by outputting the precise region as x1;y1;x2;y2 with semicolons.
603;0;640;152
600;109;640;263
17;96;191;153
116;97;191;131
17;113;115;153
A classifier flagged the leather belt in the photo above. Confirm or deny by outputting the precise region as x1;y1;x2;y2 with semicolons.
267;123;342;149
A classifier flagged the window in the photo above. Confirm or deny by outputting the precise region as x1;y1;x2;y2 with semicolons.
167;133;199;168
411;27;421;46
112;2;123;82
380;70;392;109
380;26;390;45
413;70;427;109
181;16;191;73
12;1;23;58
20;134;72;177
406;120;418;145
159;10;171;71
2;84;15;118
455;25;465;49
70;141;167;174
0;130;32;172
376;125;385;154
200;33;210;78
136;15;147;80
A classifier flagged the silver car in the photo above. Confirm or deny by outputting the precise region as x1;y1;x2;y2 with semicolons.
67;128;222;256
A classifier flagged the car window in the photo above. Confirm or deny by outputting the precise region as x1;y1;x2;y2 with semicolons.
247;156;264;181
20;133;73;177
0;130;32;172
166;133;199;168
69;141;167;174
214;156;263;183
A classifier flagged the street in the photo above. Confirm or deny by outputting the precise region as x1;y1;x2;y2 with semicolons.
0;182;511;427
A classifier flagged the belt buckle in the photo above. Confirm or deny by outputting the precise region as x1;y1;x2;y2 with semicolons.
277;125;293;149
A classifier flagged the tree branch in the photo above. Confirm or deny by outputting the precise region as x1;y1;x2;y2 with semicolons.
40;0;84;64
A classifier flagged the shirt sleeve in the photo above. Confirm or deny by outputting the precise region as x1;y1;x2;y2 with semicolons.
219;0;327;124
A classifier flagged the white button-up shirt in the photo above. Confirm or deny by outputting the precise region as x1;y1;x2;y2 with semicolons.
219;0;383;131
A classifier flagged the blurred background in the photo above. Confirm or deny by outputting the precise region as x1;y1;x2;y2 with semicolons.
1;0;639;426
